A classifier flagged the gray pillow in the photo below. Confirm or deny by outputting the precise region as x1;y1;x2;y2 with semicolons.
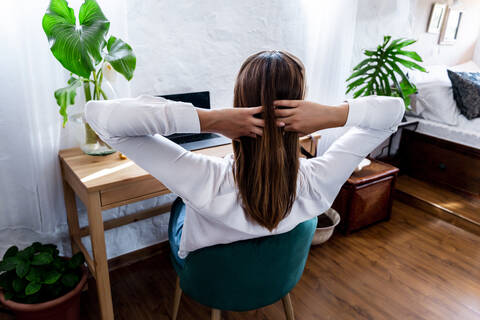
447;70;480;120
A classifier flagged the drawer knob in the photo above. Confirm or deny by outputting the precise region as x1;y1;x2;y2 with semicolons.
438;163;446;170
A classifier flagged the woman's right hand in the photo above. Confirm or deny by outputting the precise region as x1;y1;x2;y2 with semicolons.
273;100;349;136
197;107;264;139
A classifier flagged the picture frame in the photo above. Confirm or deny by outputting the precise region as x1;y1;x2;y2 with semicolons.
439;7;464;45
427;3;447;34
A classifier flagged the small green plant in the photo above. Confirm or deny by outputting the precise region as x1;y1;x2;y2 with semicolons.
0;243;84;304
346;36;426;108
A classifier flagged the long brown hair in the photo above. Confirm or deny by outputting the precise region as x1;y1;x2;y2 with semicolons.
233;50;306;231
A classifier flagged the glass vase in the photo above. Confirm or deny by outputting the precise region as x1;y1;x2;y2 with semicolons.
70;81;117;156
70;114;116;156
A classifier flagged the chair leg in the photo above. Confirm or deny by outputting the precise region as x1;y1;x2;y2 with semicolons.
211;308;221;320
281;293;295;320
172;277;182;320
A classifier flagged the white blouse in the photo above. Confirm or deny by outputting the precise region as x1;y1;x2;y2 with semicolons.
85;95;404;258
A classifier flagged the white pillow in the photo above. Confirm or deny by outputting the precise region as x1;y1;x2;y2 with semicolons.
409;65;450;84
413;81;460;126
409;65;459;126
450;60;480;72
474;40;480;67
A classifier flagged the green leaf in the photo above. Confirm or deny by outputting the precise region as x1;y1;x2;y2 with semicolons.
32;242;43;252
31;252;53;266
385;38;404;51
61;273;80;287
380;72;392;96
346;77;367;93
353;85;368;98
363;50;377;57
16;260;30;279
17;247;35;261
42;0;110;78
43;270;62;285
54;77;82;126
393;39;416;49
385;60;412;87
25;282;42;296
383;35;392;46
352;58;375;71
12;278;26;293
3;291;13;301
26;267;42;283
0;257;19;272
346;65;374;81
105;36;136;81
0;272;10;288
67;252;85;270
3;246;18;260
52;257;66;272
394;50;423;62
394;57;426;72
39;244;58;257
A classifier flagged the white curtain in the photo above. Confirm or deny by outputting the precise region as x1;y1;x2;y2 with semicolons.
300;0;359;104
0;0;129;256
0;0;358;258
0;1;71;254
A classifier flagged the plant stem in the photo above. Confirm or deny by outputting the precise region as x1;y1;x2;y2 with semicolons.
84;77;99;145
100;88;108;100
92;70;97;100
83;81;92;102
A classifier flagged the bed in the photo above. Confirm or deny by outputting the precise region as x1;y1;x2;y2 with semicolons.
399;61;480;196
406;115;480;149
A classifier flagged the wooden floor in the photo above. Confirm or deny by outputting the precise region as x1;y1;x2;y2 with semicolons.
396;175;480;234
2;200;480;320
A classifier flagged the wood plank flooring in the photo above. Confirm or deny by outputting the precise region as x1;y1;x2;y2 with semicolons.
2;200;480;320
396;175;480;234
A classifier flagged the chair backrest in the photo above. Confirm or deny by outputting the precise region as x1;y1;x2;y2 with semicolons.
174;202;317;312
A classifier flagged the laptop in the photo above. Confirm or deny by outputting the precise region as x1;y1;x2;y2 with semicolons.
158;91;231;151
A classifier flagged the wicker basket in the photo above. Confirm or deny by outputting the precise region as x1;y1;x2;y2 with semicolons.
311;208;341;245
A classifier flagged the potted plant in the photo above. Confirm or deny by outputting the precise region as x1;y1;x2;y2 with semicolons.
0;243;86;320
42;0;136;155
346;36;426;110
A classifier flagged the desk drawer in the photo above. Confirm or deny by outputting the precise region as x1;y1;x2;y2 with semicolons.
100;178;168;207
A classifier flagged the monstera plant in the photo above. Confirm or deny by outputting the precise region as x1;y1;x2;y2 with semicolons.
346;36;426;109
42;0;136;155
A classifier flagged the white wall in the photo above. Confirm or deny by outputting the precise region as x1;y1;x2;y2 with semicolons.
125;0;305;108
352;0;480;68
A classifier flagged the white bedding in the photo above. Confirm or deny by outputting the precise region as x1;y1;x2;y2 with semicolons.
406;115;480;149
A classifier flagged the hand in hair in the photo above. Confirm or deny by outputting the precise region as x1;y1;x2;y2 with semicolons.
197;106;264;139
273;100;349;136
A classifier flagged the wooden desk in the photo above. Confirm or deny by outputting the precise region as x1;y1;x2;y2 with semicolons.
58;135;319;320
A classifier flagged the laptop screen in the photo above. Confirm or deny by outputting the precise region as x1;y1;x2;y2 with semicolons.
158;91;210;109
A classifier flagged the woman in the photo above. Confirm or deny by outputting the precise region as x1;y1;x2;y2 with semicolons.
86;50;404;259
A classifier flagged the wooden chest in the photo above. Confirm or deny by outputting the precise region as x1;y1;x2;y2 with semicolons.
332;160;399;234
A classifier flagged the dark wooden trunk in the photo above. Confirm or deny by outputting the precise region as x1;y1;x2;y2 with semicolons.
332;159;399;234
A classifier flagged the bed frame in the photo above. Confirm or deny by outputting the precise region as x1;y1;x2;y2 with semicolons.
399;129;480;196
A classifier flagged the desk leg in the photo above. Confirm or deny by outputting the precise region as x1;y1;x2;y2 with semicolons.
87;192;114;320
62;180;81;254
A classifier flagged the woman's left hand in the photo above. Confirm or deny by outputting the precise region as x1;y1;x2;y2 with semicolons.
197;107;264;139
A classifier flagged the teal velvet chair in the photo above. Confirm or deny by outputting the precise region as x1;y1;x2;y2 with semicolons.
168;197;317;320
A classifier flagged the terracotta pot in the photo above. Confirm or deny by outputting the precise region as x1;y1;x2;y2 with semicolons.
0;267;87;320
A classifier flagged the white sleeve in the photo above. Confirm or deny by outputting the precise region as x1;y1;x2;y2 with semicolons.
302;96;405;206
85;95;228;210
